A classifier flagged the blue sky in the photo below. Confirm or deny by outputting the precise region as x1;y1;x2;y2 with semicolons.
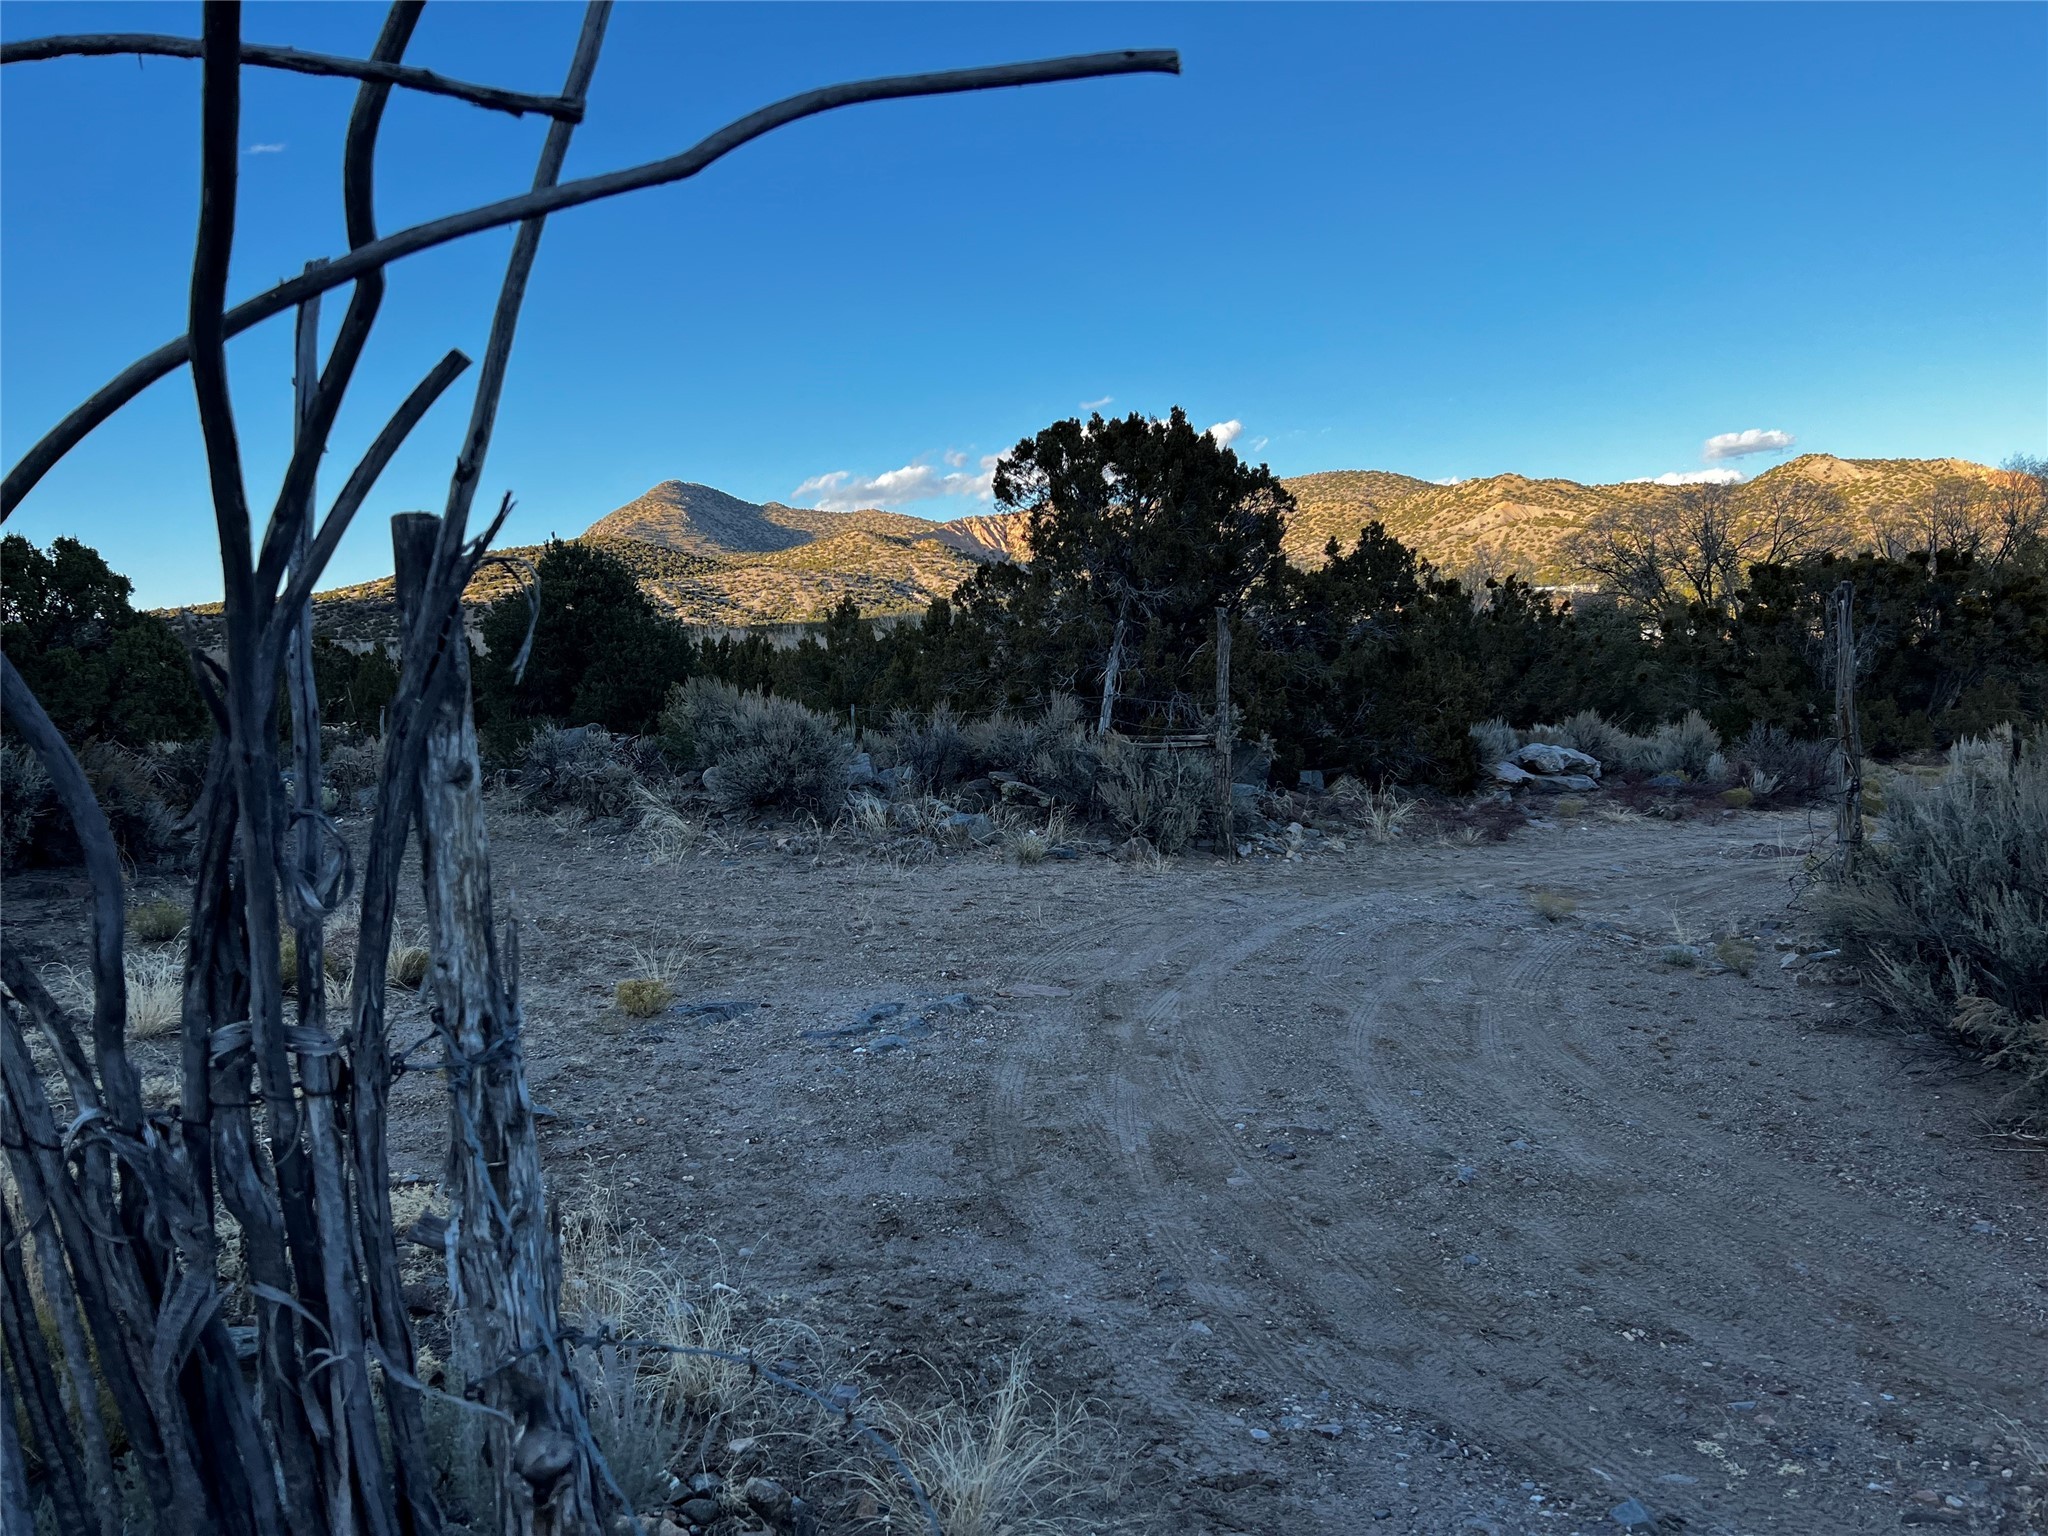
3;2;2043;607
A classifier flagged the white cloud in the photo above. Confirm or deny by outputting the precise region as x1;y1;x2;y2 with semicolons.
245;142;287;155
1626;467;1747;486
1080;396;1114;411
794;453;998;513
1207;419;1244;449
1702;428;1794;462
1248;435;1270;453
1433;476;1465;486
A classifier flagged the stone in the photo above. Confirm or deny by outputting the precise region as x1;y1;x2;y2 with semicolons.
1461;1253;1482;1268
1646;772;1687;788
1264;1140;1297;1160
688;1473;723;1496
1526;773;1600;793
743;1477;792;1521
1312;1421;1346;1438
1492;761;1537;786
1248;1427;1272;1442
1512;742;1602;777
846;751;880;789
672;999;757;1023
1298;769;1326;792
1607;1497;1656;1530
941;810;996;843
679;1498;721;1525
1455;1164;1478;1185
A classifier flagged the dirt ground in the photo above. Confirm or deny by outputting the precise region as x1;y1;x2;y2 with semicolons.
15;807;2047;1534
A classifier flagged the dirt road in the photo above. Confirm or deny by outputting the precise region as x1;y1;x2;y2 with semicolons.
411;809;2039;1534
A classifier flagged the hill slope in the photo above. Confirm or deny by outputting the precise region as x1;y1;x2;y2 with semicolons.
169;455;2003;643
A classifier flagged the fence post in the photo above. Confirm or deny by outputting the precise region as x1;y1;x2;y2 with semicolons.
1214;604;1235;857
1832;580;1864;878
393;513;599;1536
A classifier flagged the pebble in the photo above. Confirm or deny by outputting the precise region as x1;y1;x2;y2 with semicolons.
1461;1254;1483;1268
1265;1140;1297;1160
1970;1220;1997;1234
1187;1320;1213;1336
687;1473;723;1495
1279;1415;1307;1430
1249;1427;1272;1443
1508;1139;1533;1152
1312;1422;1345;1437
1455;1164;1478;1185
1608;1496;1656;1530
679;1498;720;1525
1727;1400;1759;1412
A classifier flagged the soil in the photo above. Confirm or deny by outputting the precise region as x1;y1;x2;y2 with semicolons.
12;808;2045;1534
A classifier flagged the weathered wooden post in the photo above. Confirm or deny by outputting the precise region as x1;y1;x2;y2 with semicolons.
1213;604;1235;856
1832;580;1864;877
394;513;599;1536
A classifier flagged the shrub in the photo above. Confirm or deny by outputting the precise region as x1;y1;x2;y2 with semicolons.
1649;710;1723;780
1529;890;1576;923
883;703;973;789
47;947;183;1039
1719;786;1755;809
1715;937;1758;975
1819;730;2048;1078
1551;709;1635;769
661;678;853;815
2;743;55;870
517;724;638;820
129;898;186;942
323;730;385;807
1468;718;1518;767
1094;737;1212;855
614;977;674;1018
1733;723;1836;803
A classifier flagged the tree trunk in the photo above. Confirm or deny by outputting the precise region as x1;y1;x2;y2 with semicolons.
1097;603;1129;737
392;514;601;1536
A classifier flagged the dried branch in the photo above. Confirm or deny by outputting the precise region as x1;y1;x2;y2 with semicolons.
253;2;421;607
439;0;611;554
0;31;584;121
2;47;1179;519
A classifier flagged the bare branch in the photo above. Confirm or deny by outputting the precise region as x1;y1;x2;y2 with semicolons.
254;3;422;607
439;1;611;555
261;347;472;674
0;31;584;121
2;48;1180;519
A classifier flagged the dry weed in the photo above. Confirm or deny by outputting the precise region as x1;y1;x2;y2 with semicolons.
1529;890;1576;923
632;782;703;867
47;947;183;1039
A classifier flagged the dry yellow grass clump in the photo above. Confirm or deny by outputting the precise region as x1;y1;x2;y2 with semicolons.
1529;889;1577;923
128;897;186;942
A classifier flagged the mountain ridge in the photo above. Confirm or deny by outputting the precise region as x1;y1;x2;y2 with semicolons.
164;454;2006;639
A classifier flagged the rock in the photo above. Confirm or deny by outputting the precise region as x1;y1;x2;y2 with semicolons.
1312;1421;1346;1438
1526;773;1600;793
1187;1320;1213;1335
1512;742;1602;777
1492;761;1537;786
679;1497;721;1525
743;1477;792;1521
1230;782;1263;809
1607;1497;1656;1531
941;810;996;843
671;999;757;1023
689;1472;724;1496
1460;1253;1482;1268
1454;1164;1478;1185
1298;769;1326;792
1111;835;1157;863
1970;1219;1997;1234
1264;1140;1297;1160
846;751;880;789
1248;1427;1272;1443
1279;1414;1307;1430
1727;1400;1759;1412
1645;772;1687;788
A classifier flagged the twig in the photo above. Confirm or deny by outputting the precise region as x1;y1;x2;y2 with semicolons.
2;48;1179;519
0;32;583;120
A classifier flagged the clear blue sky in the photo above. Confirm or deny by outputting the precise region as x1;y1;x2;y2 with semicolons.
3;2;2043;607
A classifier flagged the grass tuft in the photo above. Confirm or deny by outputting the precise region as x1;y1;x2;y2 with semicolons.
1529;890;1577;923
128;898;186;943
47;947;183;1039
1714;937;1757;975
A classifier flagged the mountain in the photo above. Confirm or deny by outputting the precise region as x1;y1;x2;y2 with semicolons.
165;455;2004;642
1281;454;2008;583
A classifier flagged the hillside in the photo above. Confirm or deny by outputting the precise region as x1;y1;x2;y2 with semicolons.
165;455;2002;644
1284;454;2006;583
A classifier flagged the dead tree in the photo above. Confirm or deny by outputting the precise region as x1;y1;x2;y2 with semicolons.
0;8;1175;1533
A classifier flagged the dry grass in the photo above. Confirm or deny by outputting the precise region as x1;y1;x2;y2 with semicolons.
1529;889;1577;923
613;944;686;1018
1719;786;1755;810
863;1354;1104;1536
1331;779;1416;844
46;946;183;1039
127;898;186;943
391;945;431;990
632;782;703;867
